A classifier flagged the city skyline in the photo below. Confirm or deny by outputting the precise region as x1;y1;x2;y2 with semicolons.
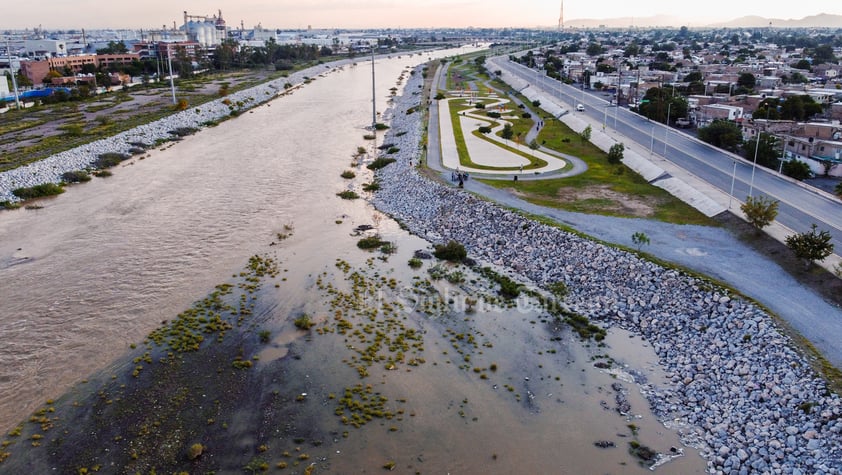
3;0;842;30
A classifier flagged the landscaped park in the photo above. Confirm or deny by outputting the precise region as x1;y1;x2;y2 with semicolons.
433;55;713;225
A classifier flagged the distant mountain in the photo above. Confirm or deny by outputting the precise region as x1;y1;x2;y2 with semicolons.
563;13;842;29
710;13;842;28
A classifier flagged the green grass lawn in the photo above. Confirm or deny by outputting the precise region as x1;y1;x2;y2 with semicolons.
482;118;715;226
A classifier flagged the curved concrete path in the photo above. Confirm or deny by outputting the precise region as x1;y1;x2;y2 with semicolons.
433;63;587;180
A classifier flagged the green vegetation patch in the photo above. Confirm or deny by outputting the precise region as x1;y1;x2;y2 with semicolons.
12;183;65;200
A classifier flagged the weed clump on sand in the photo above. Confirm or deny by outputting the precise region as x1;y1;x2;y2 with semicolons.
433;240;467;262
93;152;130;169
337;190;360;200
294;314;315;330
357;236;386;250
61;170;92;183
12;183;65;200
367;157;396;170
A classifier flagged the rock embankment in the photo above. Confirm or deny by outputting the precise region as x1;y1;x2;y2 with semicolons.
373;65;842;474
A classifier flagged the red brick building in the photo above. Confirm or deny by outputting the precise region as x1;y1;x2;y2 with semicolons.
19;53;140;85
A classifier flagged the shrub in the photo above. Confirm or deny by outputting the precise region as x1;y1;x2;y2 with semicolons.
358;236;385;250
486;111;501;119
173;98;188;111
59;123;84;137
475;102;486;109
478;126;492;134
434;92;446;100
337;190;360;200
781;160;812;181
93;152;129;169
187;443;204;460
433;240;467;262
169;127;199;137
373;123;389;130
363;134;376;140
607;143;625;164
631;231;650;250
367;157;396;170
408;258;423;269
340;170;356;179
12;183;65;200
61;170;92;183
785;224;834;268
386;147;400;154
293;314;314;330
521;112;532;119
740;196;779;232
362;181;380;192
93;170;113;178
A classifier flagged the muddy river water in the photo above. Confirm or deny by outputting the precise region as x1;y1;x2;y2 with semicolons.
0;48;706;473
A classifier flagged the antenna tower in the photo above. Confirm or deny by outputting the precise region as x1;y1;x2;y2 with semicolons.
558;0;564;30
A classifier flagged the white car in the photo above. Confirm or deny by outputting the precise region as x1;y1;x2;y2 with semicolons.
576;104;585;112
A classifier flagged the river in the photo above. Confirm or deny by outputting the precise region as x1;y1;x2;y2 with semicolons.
0;47;705;473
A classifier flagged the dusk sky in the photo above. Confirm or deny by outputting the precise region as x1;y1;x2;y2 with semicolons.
5;0;842;30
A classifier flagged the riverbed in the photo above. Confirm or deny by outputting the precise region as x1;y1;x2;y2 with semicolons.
0;47;709;473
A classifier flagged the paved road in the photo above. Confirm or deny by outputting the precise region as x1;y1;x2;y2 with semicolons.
424;62;842;370
492;58;842;252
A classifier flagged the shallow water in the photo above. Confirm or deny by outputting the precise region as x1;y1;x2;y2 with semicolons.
0;47;705;473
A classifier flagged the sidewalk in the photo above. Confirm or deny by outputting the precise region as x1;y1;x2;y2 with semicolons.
489;56;842;275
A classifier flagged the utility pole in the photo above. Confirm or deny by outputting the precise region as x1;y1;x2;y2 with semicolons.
6;37;21;109
167;45;177;104
371;45;376;130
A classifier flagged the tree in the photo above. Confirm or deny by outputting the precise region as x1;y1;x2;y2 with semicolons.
579;125;592;143
781;160;813;181
743;133;780;169
697;120;742;152
684;71;702;82
586;42;604;57
631;232;650;251
791;59;812;71
638;87;687;124
607;143;624;164
737;72;756;90
15;70;32;88
96;40;128;55
501;123;514;141
785;224;834;268
740;196;778;232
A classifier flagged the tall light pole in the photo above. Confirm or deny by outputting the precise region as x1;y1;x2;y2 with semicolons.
663;102;671;155
649;124;655;155
728;159;738;209
167;45;176;105
6;37;21;109
371;45;377;130
748;109;770;198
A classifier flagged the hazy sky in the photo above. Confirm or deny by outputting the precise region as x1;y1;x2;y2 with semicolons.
5;0;842;30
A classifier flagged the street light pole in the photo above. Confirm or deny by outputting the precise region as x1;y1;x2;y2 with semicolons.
649;124;655;155
664;102;671;155
728;159;737;209
167;45;176;105
748;110;769;197
6;37;20;109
